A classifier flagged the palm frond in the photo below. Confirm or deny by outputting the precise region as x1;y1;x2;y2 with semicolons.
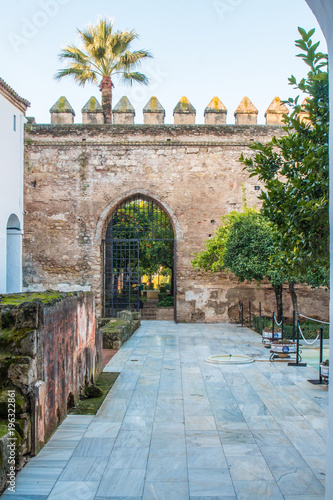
55;66;97;86
78;18;114;63
117;50;153;69
79;18;114;48
110;30;138;56
121;72;149;86
58;45;90;65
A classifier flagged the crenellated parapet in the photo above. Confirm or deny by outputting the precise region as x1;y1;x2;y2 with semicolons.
112;96;136;124
50;96;75;124
81;97;104;124
173;96;196;125
143;96;166;124
234;97;258;125
265;97;289;126
204;97;227;125
47;95;294;126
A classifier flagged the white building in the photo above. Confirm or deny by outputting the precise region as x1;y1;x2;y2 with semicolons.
0;78;30;293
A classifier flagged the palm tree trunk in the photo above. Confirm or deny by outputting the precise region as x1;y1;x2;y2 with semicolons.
100;75;113;123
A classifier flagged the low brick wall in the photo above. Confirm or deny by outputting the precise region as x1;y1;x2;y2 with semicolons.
99;311;141;349
0;291;102;493
156;307;174;321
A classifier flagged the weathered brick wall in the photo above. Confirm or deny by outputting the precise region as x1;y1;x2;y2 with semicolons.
0;291;102;487
36;292;99;446
23;124;329;321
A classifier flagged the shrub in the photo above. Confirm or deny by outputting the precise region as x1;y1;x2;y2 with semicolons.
157;296;174;308
252;316;272;334
284;320;329;340
252;315;329;340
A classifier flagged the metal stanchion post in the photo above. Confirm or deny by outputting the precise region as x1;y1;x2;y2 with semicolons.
319;327;323;383
289;320;307;367
292;310;296;342
308;327;324;384
272;312;275;342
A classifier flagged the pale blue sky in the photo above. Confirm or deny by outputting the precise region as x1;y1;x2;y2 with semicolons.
0;0;326;124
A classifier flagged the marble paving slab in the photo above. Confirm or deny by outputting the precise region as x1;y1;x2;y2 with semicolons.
4;321;328;499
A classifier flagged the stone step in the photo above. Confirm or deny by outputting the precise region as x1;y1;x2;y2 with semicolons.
143;301;158;308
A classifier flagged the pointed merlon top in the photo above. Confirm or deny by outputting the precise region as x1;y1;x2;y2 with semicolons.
143;96;165;115
50;96;75;115
81;96;103;113
173;96;196;115
301;98;310;109
265;97;289;115
234;96;258;115
205;97;227;114
113;96;135;114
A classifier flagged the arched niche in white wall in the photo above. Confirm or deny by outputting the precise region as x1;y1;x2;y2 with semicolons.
6;214;22;293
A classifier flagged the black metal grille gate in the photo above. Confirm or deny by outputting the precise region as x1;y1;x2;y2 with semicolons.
103;195;175;318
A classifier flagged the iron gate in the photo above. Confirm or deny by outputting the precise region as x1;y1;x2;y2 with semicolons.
103;195;175;318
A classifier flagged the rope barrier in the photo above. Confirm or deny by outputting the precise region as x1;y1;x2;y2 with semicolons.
298;313;329;325
298;323;320;345
273;313;283;327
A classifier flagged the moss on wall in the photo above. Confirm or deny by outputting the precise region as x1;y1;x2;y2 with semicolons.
0;291;67;306
100;319;127;333
0;329;34;350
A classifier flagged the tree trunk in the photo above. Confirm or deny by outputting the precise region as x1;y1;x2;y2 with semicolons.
288;282;298;316
100;75;113;123
273;284;283;323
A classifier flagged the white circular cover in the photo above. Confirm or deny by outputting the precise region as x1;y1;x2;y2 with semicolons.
205;354;254;365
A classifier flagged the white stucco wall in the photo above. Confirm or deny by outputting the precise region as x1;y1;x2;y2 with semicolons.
0;93;25;293
304;2;333;499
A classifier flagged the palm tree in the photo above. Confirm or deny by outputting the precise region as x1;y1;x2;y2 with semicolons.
55;18;152;123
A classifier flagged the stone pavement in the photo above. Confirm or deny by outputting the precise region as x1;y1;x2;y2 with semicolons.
2;321;328;499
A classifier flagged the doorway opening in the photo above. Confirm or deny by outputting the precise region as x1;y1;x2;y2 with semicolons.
103;194;176;320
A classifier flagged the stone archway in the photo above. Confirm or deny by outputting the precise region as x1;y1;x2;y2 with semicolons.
102;193;176;320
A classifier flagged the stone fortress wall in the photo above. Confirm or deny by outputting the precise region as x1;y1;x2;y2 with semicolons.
23;95;329;322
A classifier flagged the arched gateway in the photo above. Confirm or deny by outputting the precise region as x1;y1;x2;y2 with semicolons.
102;194;176;319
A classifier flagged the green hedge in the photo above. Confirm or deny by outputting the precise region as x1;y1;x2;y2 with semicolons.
157;296;174;308
252;315;329;340
284;321;329;340
252;316;272;334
